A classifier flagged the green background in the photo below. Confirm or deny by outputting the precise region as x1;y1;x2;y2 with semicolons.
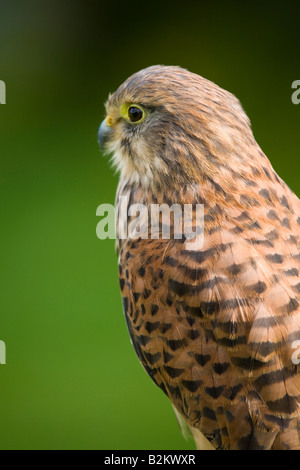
0;0;299;450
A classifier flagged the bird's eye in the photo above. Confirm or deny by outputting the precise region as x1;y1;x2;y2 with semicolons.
128;106;144;123
120;103;147;124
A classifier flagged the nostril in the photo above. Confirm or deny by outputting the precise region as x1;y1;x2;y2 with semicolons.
106;116;113;127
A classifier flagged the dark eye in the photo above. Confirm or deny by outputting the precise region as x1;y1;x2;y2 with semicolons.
128;106;144;123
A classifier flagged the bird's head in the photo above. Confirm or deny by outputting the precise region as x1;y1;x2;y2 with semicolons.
98;65;255;190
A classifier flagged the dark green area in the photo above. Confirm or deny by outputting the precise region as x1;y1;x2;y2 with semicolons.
0;0;299;450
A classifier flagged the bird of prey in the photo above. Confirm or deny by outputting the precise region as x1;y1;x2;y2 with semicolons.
98;65;300;450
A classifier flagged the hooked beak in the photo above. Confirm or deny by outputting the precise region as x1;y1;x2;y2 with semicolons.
98;117;114;152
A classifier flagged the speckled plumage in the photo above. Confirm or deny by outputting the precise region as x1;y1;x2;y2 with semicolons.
100;66;300;450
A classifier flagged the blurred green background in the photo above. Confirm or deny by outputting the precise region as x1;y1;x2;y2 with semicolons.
0;0;299;450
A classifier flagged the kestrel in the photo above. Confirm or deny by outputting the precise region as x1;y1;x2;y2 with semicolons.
98;66;300;450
